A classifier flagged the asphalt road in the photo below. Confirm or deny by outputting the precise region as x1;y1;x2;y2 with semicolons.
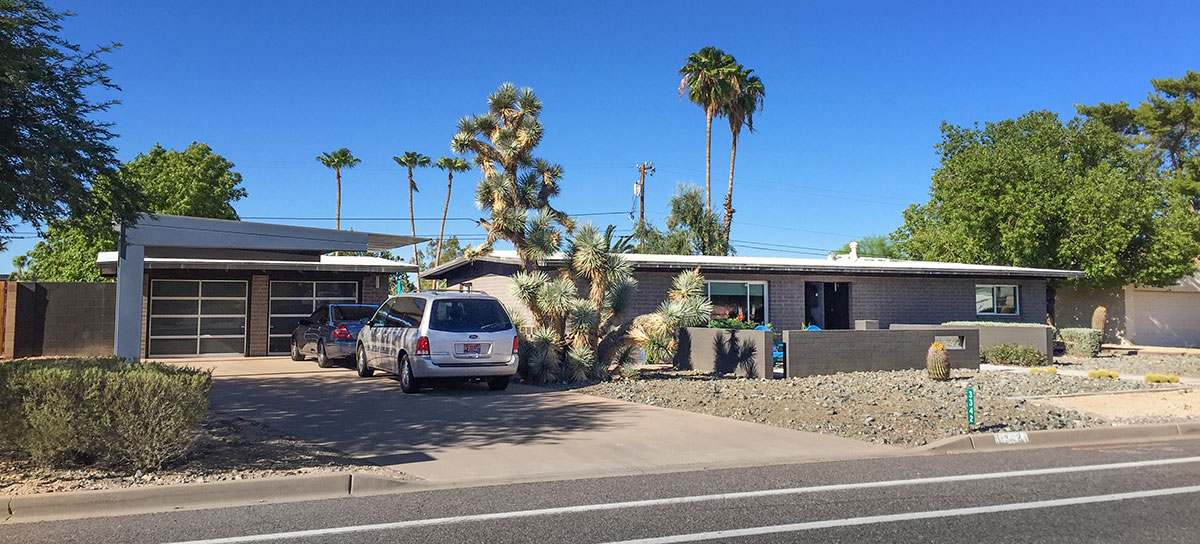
6;439;1200;543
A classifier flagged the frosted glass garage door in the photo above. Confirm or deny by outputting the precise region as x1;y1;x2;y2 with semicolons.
268;281;359;354
149;280;248;356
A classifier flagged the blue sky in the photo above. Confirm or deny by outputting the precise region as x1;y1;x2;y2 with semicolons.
4;0;1197;271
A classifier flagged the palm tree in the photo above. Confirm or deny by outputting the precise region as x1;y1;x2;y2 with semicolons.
393;152;431;283
720;67;765;243
315;148;361;230
432;157;471;266
679;46;740;212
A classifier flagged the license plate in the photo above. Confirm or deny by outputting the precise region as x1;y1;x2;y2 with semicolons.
463;343;481;354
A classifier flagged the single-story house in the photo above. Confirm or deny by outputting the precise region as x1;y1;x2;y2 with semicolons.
423;250;1083;330
1055;272;1200;348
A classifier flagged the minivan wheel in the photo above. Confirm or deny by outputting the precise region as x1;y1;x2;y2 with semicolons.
399;355;420;394
487;375;510;391
316;341;333;368
290;339;305;361
356;345;374;377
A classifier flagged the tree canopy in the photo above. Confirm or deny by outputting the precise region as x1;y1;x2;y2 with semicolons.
834;235;904;259
16;142;247;281
892;111;1200;288
0;0;145;246
629;183;731;256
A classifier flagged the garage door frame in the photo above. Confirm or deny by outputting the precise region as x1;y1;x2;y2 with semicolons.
148;279;248;357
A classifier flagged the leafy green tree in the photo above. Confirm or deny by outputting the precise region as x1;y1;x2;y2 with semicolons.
432;157;471;266
893;111;1200;288
1077;71;1200;210
834;235;904;259
631;184;731;256
20;143;247;281
720;65;765;243
315;148;361;230
0;1;145;240
678;46;740;212
393;152;431;281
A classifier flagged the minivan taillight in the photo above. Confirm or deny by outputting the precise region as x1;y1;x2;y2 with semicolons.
416;336;430;357
512;335;519;355
332;325;353;339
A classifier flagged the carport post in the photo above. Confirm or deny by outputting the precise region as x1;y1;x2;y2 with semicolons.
114;229;145;361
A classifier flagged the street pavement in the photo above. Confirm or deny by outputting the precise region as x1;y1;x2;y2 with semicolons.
6;438;1199;543
183;356;897;484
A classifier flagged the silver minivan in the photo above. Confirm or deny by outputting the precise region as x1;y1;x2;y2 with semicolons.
355;292;519;393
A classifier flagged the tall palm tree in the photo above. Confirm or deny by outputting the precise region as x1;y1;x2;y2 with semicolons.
393;152;431;283
432;157;471;266
315;148;361;230
721;67;765;244
678;46;740;212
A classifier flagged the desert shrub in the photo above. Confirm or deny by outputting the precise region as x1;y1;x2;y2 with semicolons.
0;358;211;470
708;317;771;330
1059;328;1103;357
981;344;1045;366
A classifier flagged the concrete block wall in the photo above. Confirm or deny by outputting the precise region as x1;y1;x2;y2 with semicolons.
673;327;774;378
247;274;269;357
360;273;391;305
3;282;117;359
2;282;17;359
784;328;979;377
891;324;1053;365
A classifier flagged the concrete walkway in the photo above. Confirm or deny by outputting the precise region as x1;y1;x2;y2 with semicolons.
171;356;899;485
980;363;1200;386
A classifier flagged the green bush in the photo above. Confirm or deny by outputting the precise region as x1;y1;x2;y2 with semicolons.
1059;328;1103;357
981;344;1045;366
0;358;211;470
708;317;771;330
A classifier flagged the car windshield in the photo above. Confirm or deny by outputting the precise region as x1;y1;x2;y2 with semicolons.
428;299;513;333
331;305;376;322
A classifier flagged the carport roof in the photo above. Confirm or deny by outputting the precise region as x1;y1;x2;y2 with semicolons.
97;252;416;275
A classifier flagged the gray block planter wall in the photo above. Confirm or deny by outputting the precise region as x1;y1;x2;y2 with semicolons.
889;324;1053;365
673;327;774;379
783;329;980;378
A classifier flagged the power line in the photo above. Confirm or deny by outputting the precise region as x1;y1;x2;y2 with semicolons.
241;211;630;222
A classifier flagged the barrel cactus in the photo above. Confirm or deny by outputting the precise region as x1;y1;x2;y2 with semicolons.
1091;306;1108;334
927;341;950;381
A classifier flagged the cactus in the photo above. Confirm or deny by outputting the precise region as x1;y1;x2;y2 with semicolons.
927;341;950;381
1046;367;1057;374
1091;306;1108;333
1168;374;1180;384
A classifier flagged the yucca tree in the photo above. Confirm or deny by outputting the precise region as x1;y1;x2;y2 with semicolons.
316;148;361;229
393;152;431;283
721;67;765;244
432;156;471;266
629;268;713;365
450;83;573;272
679;46;740;212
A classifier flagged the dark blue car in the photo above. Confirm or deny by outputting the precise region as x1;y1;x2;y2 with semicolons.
289;303;378;367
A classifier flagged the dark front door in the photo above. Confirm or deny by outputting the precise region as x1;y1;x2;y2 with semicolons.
804;281;851;329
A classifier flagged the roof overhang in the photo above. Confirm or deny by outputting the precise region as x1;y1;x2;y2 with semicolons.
119;214;426;254
97;252;417;275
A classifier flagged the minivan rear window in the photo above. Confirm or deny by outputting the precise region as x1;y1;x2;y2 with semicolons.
331;305;376;322
428;299;513;333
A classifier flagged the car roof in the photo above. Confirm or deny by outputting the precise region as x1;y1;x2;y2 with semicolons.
392;291;499;301
327;303;375;306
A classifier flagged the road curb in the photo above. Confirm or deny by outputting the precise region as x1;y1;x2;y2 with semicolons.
4;472;412;523
917;423;1194;454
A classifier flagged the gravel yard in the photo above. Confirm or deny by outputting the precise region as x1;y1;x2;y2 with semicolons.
574;369;1153;448
0;411;409;496
1056;353;1200;379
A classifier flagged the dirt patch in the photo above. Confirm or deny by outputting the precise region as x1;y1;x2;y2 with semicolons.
0;411;413;496
1035;389;1200;424
1057;353;1200;379
573;369;1152;448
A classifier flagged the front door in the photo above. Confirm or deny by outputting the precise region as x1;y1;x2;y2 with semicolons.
804;281;851;329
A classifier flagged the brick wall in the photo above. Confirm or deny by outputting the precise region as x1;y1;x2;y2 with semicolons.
784;328;980;377
3;282;116;359
361;273;391;305
3;282;17;359
247;274;269;356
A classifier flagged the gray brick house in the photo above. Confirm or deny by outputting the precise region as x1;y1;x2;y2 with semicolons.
423;251;1082;330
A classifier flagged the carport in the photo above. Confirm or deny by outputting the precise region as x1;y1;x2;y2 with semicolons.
109;214;424;361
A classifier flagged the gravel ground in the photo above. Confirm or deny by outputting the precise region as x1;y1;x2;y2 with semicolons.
1056;353;1200;378
0;411;410;496
574;369;1152;448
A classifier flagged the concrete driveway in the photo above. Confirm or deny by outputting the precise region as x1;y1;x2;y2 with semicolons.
173;356;899;485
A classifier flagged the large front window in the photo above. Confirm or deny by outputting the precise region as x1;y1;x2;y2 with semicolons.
976;284;1019;315
704;281;767;323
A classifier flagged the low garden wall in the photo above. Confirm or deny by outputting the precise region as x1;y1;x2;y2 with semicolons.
673;327;774;379
783;328;979;378
889;323;1053;365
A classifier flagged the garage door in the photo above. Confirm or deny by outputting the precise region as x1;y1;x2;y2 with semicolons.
268;281;359;354
1130;290;1200;348
149;280;248;356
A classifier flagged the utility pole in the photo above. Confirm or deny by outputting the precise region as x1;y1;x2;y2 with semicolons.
634;161;655;248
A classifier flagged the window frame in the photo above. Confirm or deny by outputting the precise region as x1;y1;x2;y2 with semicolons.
975;284;1020;316
703;280;769;324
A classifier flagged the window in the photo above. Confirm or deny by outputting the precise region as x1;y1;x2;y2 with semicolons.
331;305;376;322
976;285;1019;315
704;281;768;323
148;280;247;356
269;280;358;353
429;299;513;332
384;297;426;328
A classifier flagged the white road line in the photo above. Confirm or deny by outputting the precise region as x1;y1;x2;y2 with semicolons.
166;456;1200;544
601;485;1200;544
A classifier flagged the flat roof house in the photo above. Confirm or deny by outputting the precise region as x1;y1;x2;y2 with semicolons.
423;250;1083;330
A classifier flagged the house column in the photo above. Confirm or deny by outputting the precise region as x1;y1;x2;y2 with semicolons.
247;274;269;356
114;240;145;361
